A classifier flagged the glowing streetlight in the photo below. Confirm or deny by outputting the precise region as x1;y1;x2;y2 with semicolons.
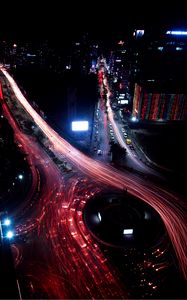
3;218;11;226
131;116;137;122
6;230;14;239
0;215;14;241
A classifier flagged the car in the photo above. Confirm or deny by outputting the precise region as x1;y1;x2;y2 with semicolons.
126;138;132;145
97;149;102;155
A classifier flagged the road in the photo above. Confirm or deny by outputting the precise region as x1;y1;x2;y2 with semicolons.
99;67;163;175
0;66;187;298
91;87;111;161
0;69;127;298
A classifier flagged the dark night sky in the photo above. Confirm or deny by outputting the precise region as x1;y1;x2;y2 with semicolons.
1;2;187;43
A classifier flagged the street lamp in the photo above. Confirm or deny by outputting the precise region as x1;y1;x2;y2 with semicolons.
3;218;11;226
0;216;14;241
18;174;23;180
131;116;137;122
6;230;14;239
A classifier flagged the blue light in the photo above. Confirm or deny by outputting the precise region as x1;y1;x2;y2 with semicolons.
132;116;137;122
158;47;164;51
6;230;14;239
176;47;183;51
3;218;11;226
166;31;187;35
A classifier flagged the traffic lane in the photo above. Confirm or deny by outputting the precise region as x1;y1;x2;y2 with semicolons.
2;67;187;280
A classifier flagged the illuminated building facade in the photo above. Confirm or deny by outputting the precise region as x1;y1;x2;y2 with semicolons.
132;83;187;121
131;29;187;121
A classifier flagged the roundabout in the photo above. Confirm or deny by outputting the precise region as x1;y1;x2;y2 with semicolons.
83;191;166;248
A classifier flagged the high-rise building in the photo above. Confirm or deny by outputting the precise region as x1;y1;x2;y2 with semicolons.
132;83;187;121
69;34;99;74
131;29;187;121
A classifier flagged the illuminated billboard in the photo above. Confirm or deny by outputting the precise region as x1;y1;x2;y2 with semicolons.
123;229;133;235
118;99;128;104
71;121;89;131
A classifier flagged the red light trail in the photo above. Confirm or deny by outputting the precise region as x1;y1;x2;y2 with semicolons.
0;67;187;298
0;81;3;100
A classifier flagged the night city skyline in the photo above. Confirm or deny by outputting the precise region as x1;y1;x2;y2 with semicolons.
0;3;187;299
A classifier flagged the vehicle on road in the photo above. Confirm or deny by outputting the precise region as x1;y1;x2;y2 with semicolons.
129;144;134;150
126;138;132;145
97;149;102;155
